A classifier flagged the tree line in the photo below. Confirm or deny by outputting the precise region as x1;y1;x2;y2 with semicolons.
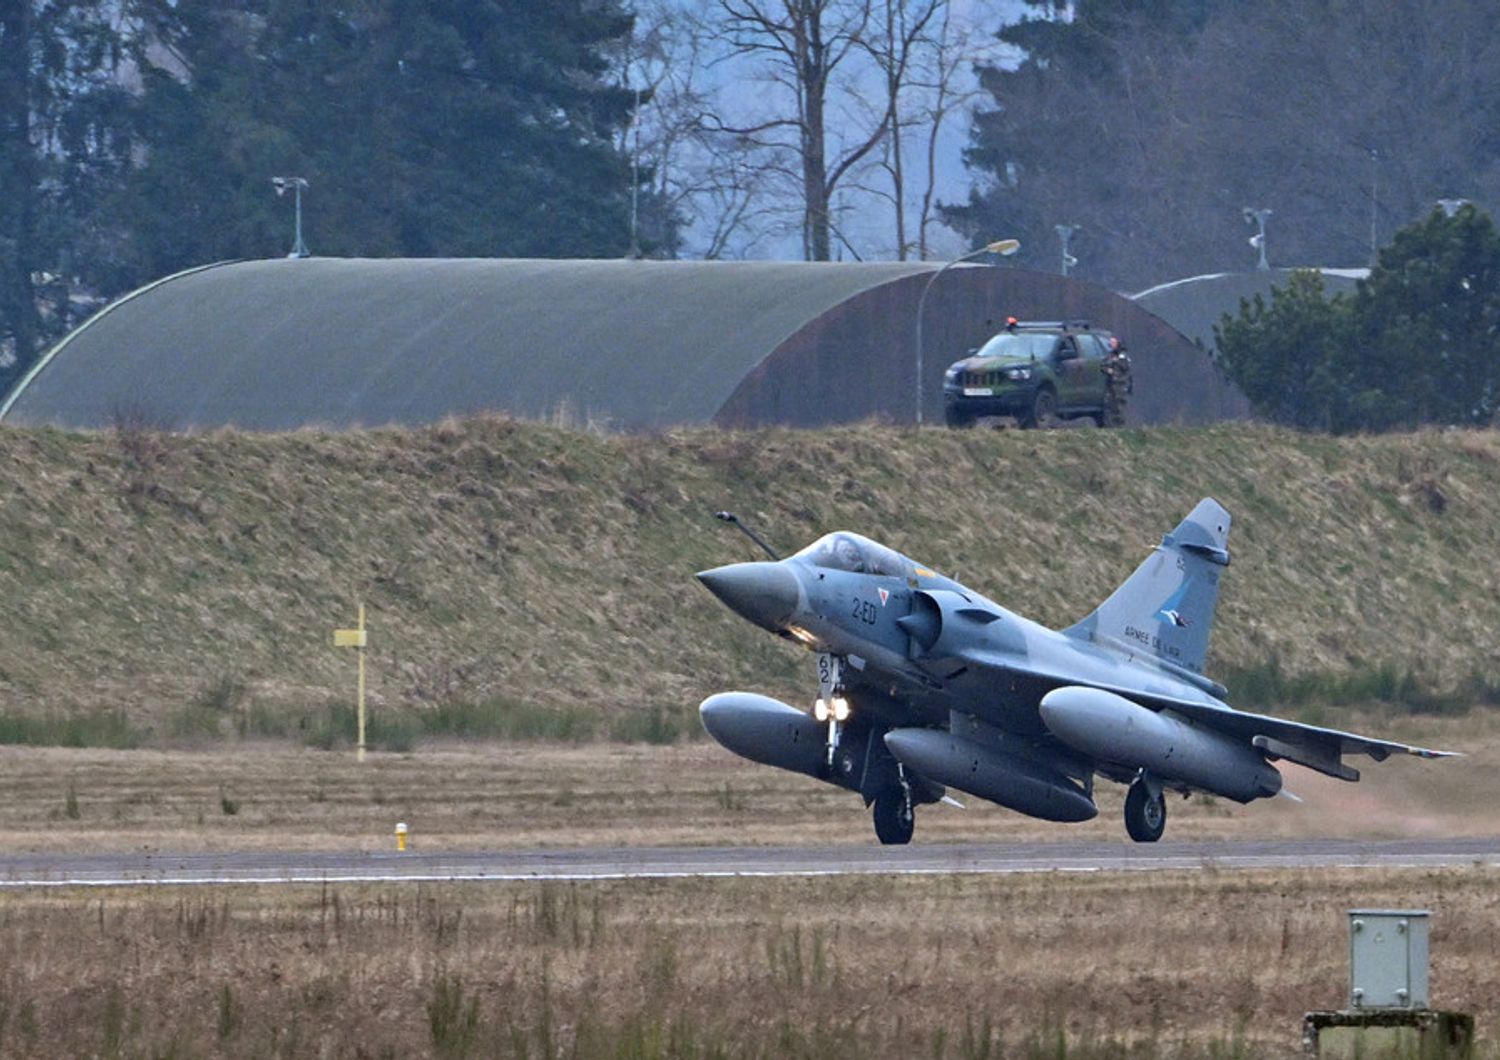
0;0;651;397
5;0;1500;435
1217;205;1500;433
0;0;1004;397
947;0;1500;293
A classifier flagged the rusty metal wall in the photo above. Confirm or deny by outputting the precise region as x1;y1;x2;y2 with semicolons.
714;266;1249;428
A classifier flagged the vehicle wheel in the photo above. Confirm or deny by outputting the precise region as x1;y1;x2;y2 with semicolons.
1023;387;1057;429
1124;780;1166;843
944;408;973;429
873;788;914;845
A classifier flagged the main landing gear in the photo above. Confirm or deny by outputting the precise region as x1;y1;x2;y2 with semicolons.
1124;772;1166;843
873;783;915;845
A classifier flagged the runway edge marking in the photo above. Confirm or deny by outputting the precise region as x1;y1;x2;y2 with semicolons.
1;853;1494;889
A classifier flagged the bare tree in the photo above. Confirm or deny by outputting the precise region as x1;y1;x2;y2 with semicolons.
859;0;942;259
623;0;784;258
712;0;891;261
912;4;994;260
621;0;1016;262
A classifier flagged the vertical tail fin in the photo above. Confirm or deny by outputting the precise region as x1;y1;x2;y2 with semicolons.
1063;498;1231;676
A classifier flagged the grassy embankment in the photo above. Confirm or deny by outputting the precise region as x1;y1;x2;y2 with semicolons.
2;418;1500;748
0;868;1497;1059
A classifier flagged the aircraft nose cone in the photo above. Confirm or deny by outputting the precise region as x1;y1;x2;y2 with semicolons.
696;561;801;631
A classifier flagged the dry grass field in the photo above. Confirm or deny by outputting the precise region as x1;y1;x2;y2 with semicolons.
0;724;1491;1059
0;708;1491;856
1;868;1497;1058
3;420;1499;1055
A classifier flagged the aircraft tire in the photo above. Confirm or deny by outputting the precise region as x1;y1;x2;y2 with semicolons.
1124;780;1166;843
873;788;915;845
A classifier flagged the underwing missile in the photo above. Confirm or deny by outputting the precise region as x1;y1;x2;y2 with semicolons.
1039;686;1282;802
883;728;1098;822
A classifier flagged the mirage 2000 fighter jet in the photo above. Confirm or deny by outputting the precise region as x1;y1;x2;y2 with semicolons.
697;500;1456;844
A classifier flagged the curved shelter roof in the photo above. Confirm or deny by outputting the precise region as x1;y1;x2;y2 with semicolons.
3;257;1246;431
1132;268;1366;353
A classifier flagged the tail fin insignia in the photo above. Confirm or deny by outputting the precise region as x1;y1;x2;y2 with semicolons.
1063;498;1231;675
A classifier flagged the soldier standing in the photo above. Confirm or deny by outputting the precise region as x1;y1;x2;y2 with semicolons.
1102;337;1133;427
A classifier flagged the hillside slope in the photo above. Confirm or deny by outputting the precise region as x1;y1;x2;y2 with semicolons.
2;420;1498;737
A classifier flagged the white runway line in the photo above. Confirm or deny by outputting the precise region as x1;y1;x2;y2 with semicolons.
0;847;1495;888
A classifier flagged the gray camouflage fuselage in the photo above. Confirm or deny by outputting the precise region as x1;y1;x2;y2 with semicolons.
697;499;1455;842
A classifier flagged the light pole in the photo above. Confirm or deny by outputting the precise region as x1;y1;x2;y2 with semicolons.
1054;224;1078;276
272;176;310;258
1243;207;1272;271
914;239;1019;426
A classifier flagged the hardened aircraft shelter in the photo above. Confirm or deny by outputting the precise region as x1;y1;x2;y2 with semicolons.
1133;268;1367;354
1;257;1247;431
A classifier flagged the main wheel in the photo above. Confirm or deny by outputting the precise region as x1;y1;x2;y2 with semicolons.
1023;387;1057;429
872;788;915;845
1124;780;1166;843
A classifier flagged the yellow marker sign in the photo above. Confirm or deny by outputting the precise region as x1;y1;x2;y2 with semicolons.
332;604;368;762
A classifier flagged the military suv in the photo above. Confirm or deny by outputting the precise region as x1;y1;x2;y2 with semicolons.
942;319;1115;428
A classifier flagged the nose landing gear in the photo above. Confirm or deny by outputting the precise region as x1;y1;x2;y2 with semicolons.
812;653;851;773
811;653;919;846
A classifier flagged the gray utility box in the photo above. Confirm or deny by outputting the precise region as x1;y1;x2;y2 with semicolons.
1349;909;1429;1010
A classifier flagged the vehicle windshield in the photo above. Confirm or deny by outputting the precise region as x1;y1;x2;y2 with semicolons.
794;532;910;577
973;332;1056;360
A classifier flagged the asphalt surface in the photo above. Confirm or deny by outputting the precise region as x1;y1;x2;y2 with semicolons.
0;837;1496;888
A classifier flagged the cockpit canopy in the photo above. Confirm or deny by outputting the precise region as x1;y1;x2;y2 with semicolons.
794;532;911;578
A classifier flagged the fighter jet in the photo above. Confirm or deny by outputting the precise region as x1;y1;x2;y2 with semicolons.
696;499;1456;844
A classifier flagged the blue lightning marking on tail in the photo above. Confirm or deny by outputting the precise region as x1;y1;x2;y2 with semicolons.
1156;585;1191;628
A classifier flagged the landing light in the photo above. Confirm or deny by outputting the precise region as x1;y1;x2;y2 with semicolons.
832;696;851;722
814;698;829;721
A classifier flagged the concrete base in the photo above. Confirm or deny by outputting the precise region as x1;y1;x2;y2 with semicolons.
1303;1010;1473;1059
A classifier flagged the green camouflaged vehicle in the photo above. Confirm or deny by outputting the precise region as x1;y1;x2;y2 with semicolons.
942;319;1114;428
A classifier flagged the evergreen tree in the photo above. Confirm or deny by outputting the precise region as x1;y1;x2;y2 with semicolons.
1350;204;1500;428
123;0;648;277
948;0;1500;291
0;2;170;396
1213;270;1353;432
1215;206;1500;432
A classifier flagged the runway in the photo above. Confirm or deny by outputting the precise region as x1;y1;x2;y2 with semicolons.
0;837;1496;888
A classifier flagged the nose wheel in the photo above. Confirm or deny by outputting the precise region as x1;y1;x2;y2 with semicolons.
1124;773;1166;843
814;653;914;844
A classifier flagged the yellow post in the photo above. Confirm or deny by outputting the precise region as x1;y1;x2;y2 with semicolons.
356;603;366;762
333;605;369;762
395;822;408;852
